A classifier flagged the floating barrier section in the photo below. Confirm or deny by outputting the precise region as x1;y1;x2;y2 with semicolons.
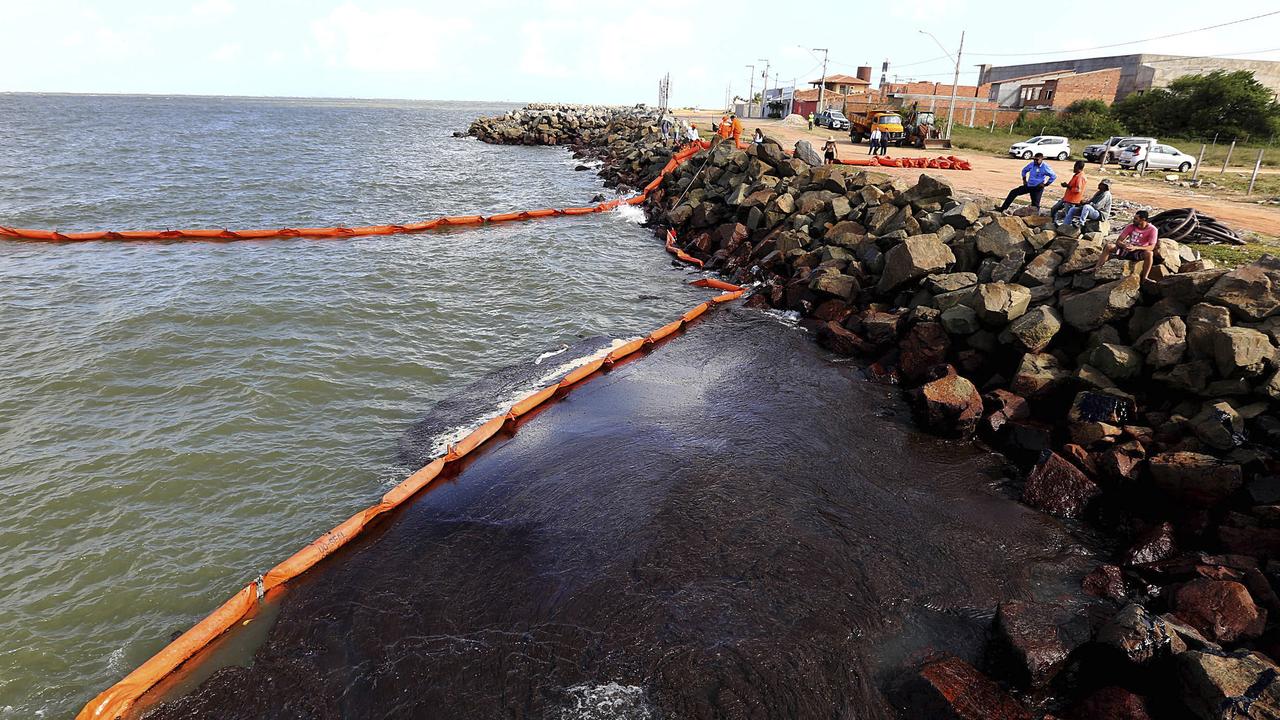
4;138;970;245
75;227;738;720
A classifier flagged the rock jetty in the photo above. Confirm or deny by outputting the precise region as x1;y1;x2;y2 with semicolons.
469;105;1280;719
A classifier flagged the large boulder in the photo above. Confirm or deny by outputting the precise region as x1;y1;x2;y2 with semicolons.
877;234;956;292
913;365;984;438
1096;603;1186;666
1158;268;1228;304
941;305;980;336
1085;343;1143;381
1187;302;1232;359
942;201;981;229
899;322;951;382
1173;579;1267;643
969;282;1032;325
1190;400;1245;451
991;599;1090;689
1179;650;1280;720
1134;315;1187;368
1061;276;1143;331
1001;305;1062;353
1149;452;1243;506
1204;258;1280;322
1022;449;1101;518
976;216;1029;258
899;173;955;205
793;140;824;167
1213;326;1275;377
898;654;1034;720
809;270;858;301
1011;352;1070;397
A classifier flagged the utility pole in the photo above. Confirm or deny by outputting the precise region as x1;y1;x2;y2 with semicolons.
920;29;965;140
813;47;829;111
758;58;771;119
745;65;755;118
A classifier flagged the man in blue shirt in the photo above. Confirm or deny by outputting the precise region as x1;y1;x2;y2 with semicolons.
997;153;1057;213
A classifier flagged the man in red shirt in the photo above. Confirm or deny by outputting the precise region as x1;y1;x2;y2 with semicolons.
1094;210;1159;281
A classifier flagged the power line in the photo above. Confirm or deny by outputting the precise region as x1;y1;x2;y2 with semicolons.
967;9;1280;57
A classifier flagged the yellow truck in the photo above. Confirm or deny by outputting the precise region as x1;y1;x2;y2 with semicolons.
848;110;905;145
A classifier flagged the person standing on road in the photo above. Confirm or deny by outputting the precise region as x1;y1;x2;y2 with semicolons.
1093;209;1158;281
997;153;1056;213
1064;180;1113;227
807;112;814;130
868;127;881;156
1050;160;1087;223
823;136;839;165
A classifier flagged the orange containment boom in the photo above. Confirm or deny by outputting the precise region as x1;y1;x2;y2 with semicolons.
75;272;744;720
2;141;716;245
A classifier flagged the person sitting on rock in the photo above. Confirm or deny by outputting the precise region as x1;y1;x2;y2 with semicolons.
1093;209;1158;281
686;122;700;145
823;137;839;165
1064;180;1113;228
1050;160;1087;224
753;128;764;146
997;153;1056;213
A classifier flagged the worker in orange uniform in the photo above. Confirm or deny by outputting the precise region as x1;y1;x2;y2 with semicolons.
718;114;732;140
1050;160;1087;224
730;114;743;147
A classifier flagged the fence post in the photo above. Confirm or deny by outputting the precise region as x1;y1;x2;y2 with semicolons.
1248;148;1265;195
989;115;996;133
1221;140;1236;174
1191;144;1206;182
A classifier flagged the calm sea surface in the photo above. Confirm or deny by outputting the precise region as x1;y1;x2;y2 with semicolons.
0;94;711;718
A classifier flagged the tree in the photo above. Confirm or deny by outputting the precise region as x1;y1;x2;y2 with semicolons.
1112;70;1280;139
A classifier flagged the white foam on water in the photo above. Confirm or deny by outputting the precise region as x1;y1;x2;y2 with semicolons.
612;204;646;224
558;682;652;720
535;344;570;365
415;338;635;464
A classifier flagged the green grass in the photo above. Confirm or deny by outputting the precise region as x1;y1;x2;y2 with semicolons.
1197;234;1280;267
948;125;1280;171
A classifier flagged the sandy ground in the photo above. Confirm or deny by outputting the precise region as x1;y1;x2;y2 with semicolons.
674;112;1280;238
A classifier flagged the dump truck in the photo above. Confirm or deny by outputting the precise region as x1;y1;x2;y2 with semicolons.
848;110;905;145
900;104;952;149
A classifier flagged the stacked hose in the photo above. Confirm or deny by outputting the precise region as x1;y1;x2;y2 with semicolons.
1148;208;1244;245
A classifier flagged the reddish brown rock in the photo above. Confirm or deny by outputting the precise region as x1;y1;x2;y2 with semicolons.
1123;522;1177;567
1022;450;1102;519
981;389;1030;435
1083;564;1129;600
1148;452;1244;507
899;321;951;383
1095;441;1146;484
1071;687;1151;720
1173;578;1267;643
991;599;1086;688
913;365;984;438
812;299;853;323
900;654;1034;720
816;320;871;356
1063;443;1101;478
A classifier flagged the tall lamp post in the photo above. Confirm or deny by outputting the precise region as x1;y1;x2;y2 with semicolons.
812;47;829;112
745;64;755;118
918;29;965;140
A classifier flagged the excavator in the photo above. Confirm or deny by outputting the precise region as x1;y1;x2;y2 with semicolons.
900;103;952;150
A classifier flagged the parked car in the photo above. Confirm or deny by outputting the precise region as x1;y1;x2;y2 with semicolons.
815;110;849;131
1009;136;1071;160
1119;142;1196;172
1083;136;1157;163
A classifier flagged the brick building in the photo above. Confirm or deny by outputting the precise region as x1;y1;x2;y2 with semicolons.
987;67;1122;109
978;54;1280;102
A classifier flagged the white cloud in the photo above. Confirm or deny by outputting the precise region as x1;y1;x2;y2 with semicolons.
311;4;473;73
209;43;241;62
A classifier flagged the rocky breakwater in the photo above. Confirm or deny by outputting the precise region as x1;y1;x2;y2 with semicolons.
648;136;1280;719
467;103;651;146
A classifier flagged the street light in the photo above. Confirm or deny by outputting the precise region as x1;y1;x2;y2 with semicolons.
758;58;771;119
919;29;966;140
745;64;755;118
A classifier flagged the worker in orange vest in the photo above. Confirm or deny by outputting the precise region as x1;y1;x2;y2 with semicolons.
718;114;732;139
730;114;743;145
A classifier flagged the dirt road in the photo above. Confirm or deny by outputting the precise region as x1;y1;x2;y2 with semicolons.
677;113;1280;237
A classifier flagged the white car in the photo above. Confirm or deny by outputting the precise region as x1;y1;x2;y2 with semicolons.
1009;136;1071;161
1119;142;1197;172
1083;136;1157;163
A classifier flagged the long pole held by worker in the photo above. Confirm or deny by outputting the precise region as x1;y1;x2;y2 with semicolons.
945;31;965;140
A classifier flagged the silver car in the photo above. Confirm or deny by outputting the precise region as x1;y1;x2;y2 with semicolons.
1119;143;1196;172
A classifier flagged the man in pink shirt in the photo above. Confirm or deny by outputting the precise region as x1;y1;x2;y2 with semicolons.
1094;210;1159;281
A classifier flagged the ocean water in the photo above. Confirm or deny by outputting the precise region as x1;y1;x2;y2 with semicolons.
0;94;712;719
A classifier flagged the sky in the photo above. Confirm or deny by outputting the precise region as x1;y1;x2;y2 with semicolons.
2;0;1278;106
